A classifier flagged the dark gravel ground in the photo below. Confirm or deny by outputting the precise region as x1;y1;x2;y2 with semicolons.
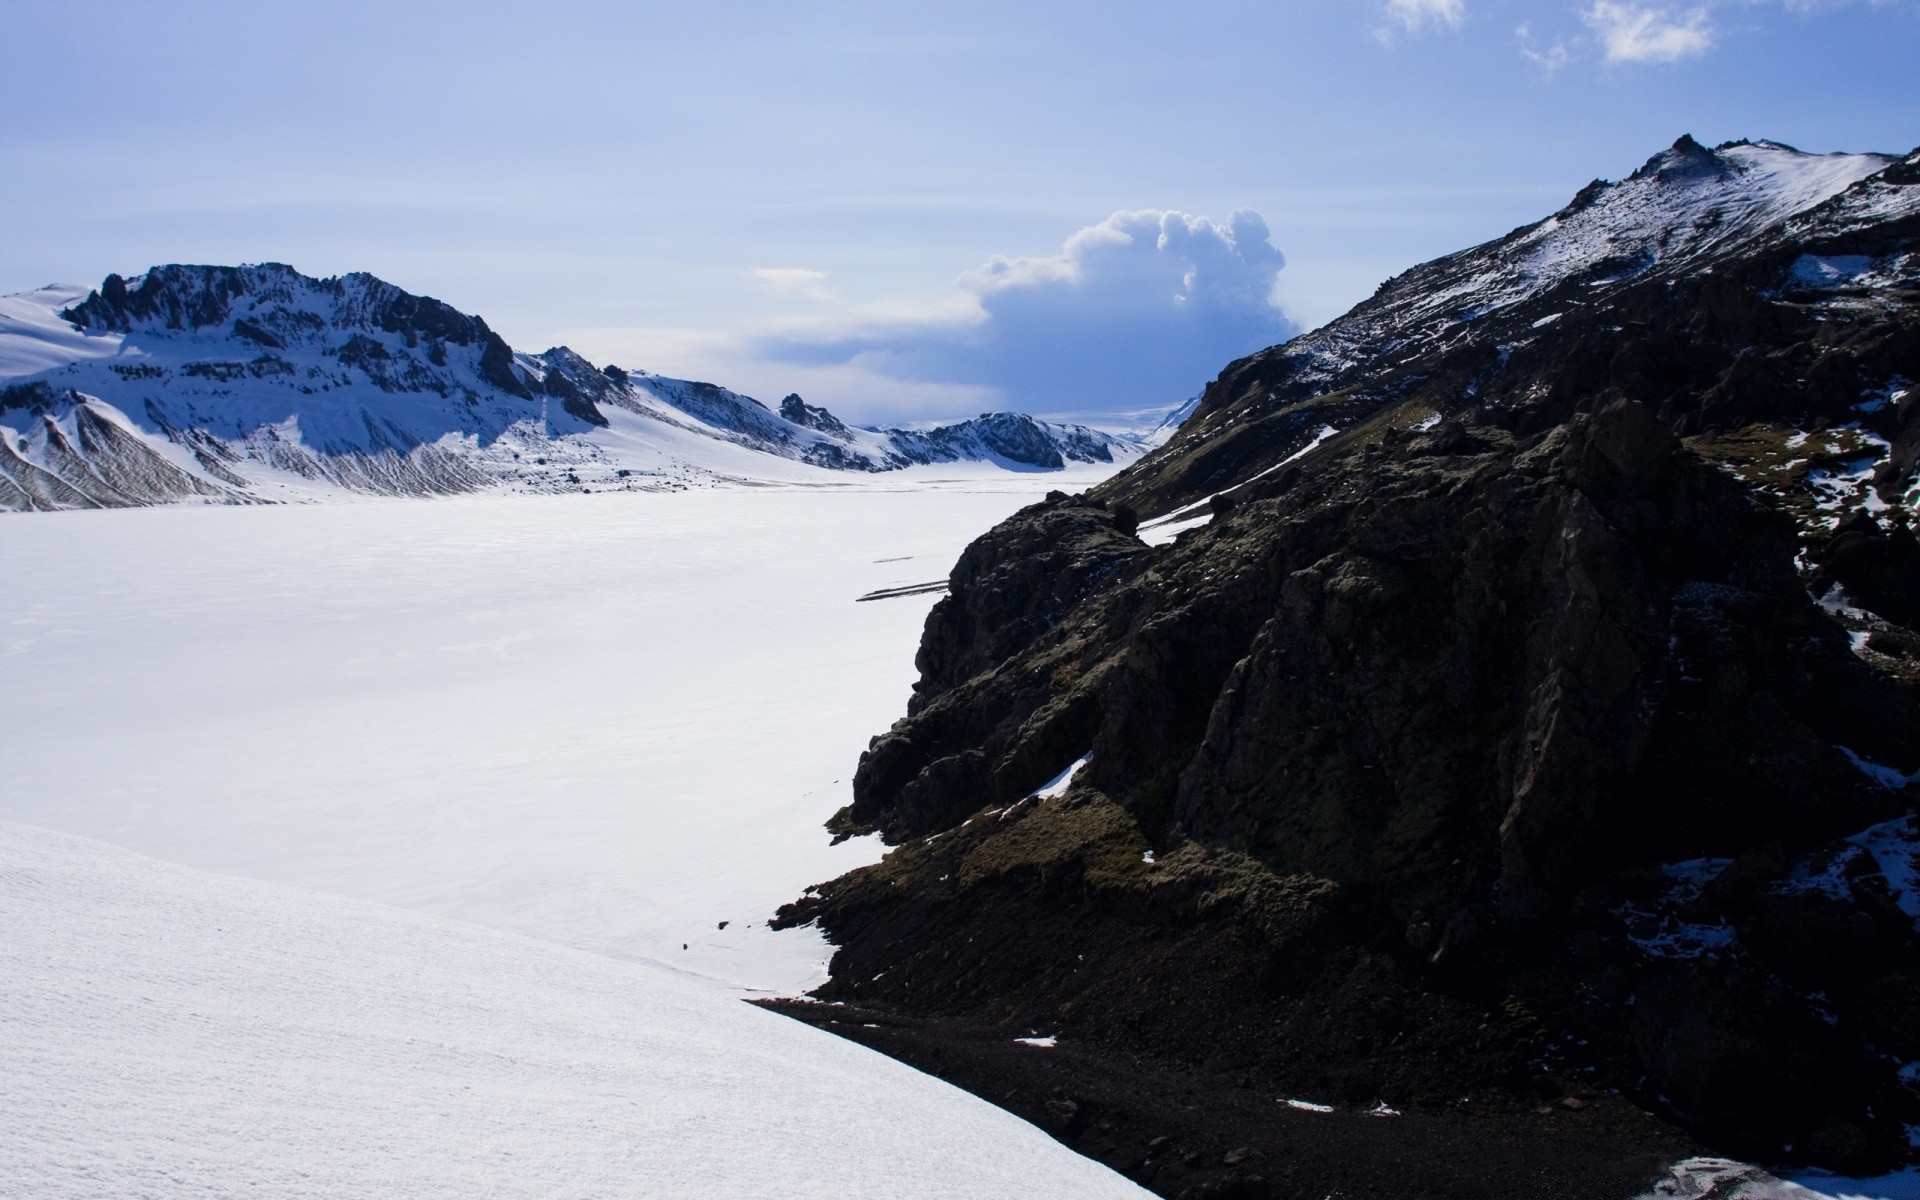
756;997;1700;1200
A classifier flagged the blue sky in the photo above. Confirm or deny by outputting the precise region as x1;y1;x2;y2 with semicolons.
4;0;1916;423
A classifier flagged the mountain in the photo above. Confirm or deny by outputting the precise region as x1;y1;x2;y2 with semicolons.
1119;136;1902;513
777;137;1920;1197
0;264;1142;511
1142;393;1201;447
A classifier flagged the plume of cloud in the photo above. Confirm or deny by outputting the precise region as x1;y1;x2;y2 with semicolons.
1582;1;1714;62
750;209;1294;421
1384;0;1468;31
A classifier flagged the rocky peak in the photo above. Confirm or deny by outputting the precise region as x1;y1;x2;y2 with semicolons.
1632;132;1726;183
62;263;508;361
778;393;852;439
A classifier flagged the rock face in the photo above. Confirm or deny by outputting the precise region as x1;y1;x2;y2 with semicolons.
781;137;1920;1185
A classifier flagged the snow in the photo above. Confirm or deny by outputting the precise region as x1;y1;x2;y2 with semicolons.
1138;510;1213;546
1639;1158;1920;1200
1015;1036;1058;1048
1625;812;1919;964
1806;425;1894;519
1511;141;1887;299
1260;421;1342;476
0;477;1117;995
1783;148;1920;239
1617;856;1740;960
1857;381;1908;416
1778;813;1920;923
1852;817;1920;920
1283;1099;1334;1113
0;821;1151;1200
1137;421;1341;546
1274;140;1894;395
1638;1158;1845;1199
0;271;1142;509
0;283;128;378
1144;393;1202;446
1036;751;1093;798
1793;255;1879;286
1838;747;1920;793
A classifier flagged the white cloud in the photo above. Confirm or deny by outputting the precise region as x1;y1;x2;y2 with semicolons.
752;267;835;302
564;210;1295;426
1582;2;1715;61
1767;0;1907;10
550;322;1001;424
749;209;1294;422
1384;0;1468;31
1515;22;1573;71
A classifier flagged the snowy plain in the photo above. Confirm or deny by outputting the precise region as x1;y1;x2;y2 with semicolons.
0;467;1168;1198
0;469;1106;994
0;821;1152;1200
7;462;1913;1199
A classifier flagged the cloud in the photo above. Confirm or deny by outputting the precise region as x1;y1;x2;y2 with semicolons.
1581;2;1715;61
745;209;1295;422
1384;0;1468;31
551;322;1003;424
556;211;1295;426
1515;22;1573;71
752;267;835;302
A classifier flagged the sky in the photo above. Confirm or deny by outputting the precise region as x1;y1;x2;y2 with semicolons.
3;0;1916;425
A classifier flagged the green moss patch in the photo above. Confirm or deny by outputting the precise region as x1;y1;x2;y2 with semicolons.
957;792;1151;889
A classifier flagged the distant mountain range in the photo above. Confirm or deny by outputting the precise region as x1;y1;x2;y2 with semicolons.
0;265;1146;511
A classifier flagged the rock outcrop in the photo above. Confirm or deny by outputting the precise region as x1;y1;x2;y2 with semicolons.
781;137;1920;1189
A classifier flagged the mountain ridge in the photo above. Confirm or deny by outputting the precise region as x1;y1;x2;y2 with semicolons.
1111;135;1910;517
0;264;1144;510
776;135;1920;1197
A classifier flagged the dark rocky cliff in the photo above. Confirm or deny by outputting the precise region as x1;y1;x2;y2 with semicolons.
778;139;1920;1195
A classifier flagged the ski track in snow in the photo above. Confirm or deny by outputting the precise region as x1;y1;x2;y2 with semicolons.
0;821;1152;1200
0;475;1110;995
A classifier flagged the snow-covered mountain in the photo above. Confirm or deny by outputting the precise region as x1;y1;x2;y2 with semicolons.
1278;136;1897;397
0;264;1145;511
1125;137;1915;510
1143;393;1201;447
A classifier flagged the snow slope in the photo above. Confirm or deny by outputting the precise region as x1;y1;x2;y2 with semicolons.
0;821;1151;1200
1129;136;1917;513
1265;137;1894;398
0;283;125;377
0;264;1143;509
0;475;1112;994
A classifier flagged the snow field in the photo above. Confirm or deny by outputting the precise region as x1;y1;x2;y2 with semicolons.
0;821;1152;1199
0;475;1109;994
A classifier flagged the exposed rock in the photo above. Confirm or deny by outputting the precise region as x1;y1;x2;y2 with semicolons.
784;136;1920;1188
778;393;852;439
